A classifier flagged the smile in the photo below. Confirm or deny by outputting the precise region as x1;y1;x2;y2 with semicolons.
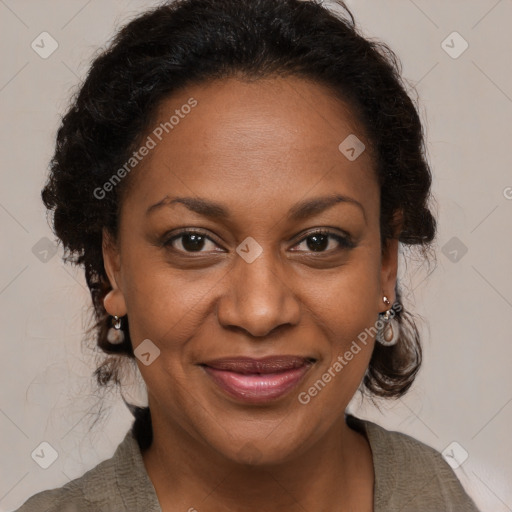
200;355;316;403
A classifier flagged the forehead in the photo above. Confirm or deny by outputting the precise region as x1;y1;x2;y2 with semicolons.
124;76;377;219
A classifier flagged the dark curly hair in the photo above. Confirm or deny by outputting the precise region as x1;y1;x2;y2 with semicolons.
42;0;437;451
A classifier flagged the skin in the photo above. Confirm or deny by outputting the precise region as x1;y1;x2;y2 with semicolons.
102;76;401;512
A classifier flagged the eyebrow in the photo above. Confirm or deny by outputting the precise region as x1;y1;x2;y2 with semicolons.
146;193;367;224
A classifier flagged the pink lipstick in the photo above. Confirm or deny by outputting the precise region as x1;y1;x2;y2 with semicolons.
201;355;315;403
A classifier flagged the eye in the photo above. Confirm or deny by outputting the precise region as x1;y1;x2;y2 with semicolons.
163;228;354;255
292;229;354;253
164;229;221;253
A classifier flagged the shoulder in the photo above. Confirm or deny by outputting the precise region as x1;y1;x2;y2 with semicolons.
12;430;136;512
11;485;89;512
347;414;480;512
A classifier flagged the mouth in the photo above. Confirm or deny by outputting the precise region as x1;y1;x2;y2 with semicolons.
200;355;316;404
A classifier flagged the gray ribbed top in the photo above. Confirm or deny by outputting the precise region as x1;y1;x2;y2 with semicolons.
13;415;480;512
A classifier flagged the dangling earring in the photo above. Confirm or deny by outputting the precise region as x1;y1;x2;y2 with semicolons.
107;315;125;344
376;296;400;346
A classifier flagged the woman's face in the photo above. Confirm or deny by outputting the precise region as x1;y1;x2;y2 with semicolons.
103;76;399;464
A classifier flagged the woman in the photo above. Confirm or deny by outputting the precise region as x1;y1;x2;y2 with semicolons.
15;0;480;510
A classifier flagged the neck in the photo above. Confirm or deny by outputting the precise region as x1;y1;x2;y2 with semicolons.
142;408;374;512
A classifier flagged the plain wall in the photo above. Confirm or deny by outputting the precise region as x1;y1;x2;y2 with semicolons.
1;1;511;511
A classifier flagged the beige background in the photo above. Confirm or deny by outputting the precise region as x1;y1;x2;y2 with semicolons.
1;1;511;511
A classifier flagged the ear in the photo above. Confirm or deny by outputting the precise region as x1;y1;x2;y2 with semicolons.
379;209;403;312
102;228;127;316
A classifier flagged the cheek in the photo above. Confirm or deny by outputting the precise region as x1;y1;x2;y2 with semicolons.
120;250;213;345
301;249;382;330
298;250;380;386
123;265;206;417
296;268;379;414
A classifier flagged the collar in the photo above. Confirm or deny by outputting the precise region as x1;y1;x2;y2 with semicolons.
83;428;161;511
346;413;396;510
82;415;394;511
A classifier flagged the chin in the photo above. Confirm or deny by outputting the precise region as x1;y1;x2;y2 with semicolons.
210;430;308;467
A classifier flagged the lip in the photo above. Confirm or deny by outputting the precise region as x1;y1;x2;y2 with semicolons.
200;355;316;403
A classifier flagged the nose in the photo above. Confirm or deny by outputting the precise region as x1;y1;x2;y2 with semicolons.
216;248;301;338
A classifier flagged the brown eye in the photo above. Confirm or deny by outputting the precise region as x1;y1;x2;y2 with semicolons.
293;230;354;253
305;233;330;252
178;232;207;252
164;230;219;253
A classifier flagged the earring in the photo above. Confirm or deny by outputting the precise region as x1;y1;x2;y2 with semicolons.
376;296;400;346
107;315;125;344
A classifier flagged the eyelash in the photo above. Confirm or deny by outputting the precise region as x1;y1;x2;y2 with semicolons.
163;228;355;255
